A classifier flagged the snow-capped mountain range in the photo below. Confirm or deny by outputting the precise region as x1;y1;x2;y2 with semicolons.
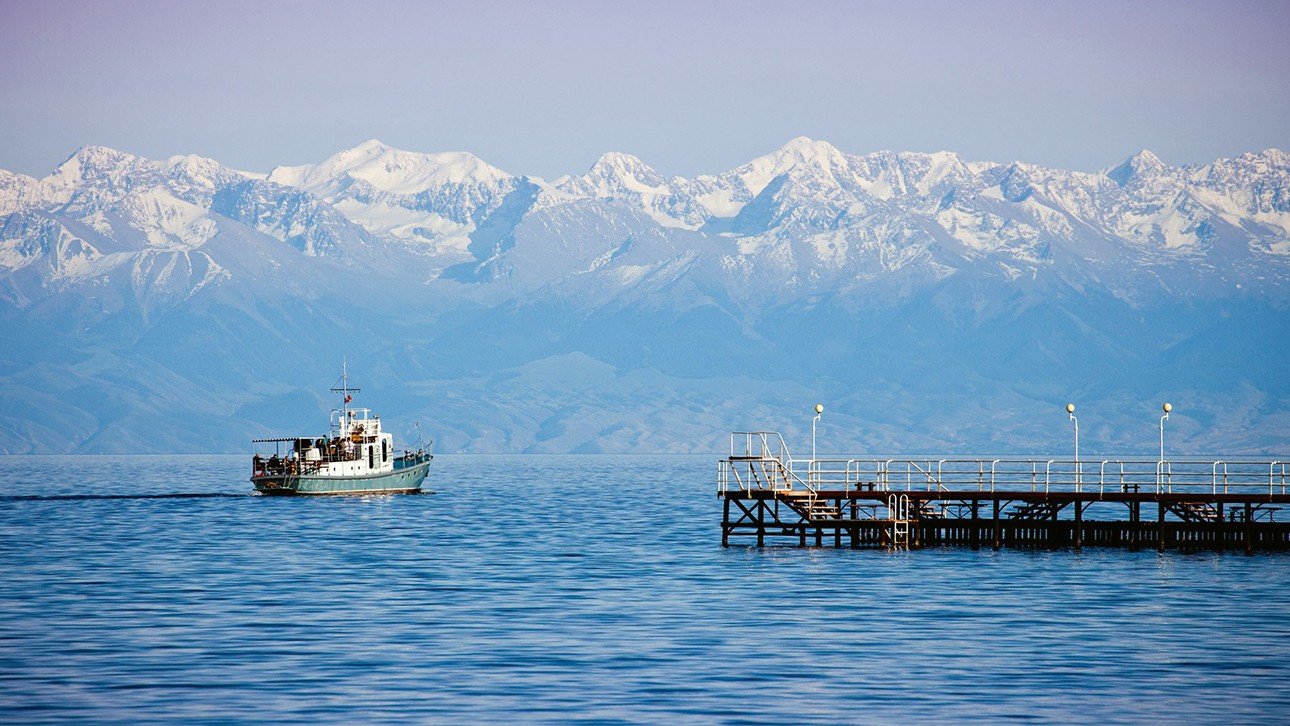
5;137;1288;304
2;138;1287;454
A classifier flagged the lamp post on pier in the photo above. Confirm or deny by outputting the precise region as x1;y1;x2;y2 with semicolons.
811;403;824;462
1066;403;1079;486
1159;402;1172;490
1159;402;1172;463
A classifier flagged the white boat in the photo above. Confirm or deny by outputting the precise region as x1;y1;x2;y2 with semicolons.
250;363;432;495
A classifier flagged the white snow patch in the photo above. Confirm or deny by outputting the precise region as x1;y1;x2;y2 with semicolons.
695;189;743;217
332;198;469;244
120;188;218;249
613;264;651;285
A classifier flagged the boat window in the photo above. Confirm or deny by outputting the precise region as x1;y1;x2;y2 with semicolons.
382;440;389;462
368;445;374;469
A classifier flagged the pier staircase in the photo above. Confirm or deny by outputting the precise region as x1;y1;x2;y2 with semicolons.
776;491;842;522
725;432;846;523
917;503;943;519
1166;501;1220;522
1008;501;1063;520
805;499;842;521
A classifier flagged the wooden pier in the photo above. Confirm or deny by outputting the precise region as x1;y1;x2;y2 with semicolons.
719;432;1290;552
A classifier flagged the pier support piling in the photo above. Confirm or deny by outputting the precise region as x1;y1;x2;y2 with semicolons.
722;498;730;547
1074;501;1083;550
1157;501;1166;552
1245;502;1254;555
756;501;765;547
992;499;1001;550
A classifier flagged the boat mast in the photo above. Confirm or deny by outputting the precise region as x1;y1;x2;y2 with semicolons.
331;358;361;425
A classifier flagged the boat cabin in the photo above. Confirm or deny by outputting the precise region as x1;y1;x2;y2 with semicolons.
252;407;397;479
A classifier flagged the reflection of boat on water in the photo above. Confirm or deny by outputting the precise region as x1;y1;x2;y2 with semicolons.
250;363;432;495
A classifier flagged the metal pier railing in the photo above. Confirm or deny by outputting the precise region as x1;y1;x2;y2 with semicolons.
718;431;1290;497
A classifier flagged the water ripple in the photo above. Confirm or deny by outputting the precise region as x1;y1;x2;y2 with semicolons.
1;454;1288;723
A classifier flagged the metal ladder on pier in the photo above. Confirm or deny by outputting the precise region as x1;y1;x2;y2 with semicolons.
888;493;911;547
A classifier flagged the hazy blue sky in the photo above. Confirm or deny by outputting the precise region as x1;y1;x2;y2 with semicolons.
1;0;1287;178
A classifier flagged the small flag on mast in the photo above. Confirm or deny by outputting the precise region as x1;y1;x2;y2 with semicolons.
345;394;353;403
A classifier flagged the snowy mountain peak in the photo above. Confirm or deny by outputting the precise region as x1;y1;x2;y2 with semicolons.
163;153;251;186
721;136;851;198
758;136;851;173
36;145;161;207
317;138;391;163
588;151;654;174
268;141;512;196
552;151;705;228
1229;148;1289;170
1255;148;1288;164
0;168;38;215
353;138;390;153
165;153;222;171
1106;149;1167;186
563;152;667;195
777;135;840;159
51;145;142;181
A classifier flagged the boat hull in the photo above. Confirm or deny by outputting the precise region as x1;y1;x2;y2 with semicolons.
252;457;431;496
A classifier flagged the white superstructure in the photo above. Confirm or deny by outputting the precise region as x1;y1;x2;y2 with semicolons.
301;407;396;477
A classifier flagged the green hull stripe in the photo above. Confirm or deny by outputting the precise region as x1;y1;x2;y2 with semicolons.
252;461;431;495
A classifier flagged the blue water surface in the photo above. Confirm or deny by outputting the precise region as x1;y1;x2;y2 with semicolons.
1;454;1288;723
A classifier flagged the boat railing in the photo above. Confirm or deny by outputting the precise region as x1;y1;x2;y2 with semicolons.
252;455;329;477
251;445;373;477
396;449;433;468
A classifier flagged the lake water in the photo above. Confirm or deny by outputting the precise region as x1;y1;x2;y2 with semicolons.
1;454;1288;723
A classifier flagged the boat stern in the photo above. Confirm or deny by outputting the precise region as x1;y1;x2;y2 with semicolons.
251;475;299;495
